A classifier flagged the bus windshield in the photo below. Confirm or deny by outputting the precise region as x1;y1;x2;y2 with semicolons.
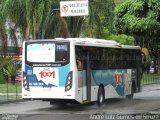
26;42;70;63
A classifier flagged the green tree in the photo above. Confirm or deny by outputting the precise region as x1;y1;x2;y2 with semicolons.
3;61;18;83
108;34;134;45
114;0;126;5
1;0;85;39
0;56;12;83
0;0;116;41
2;0;52;40
83;0;115;38
114;0;160;47
0;0;7;55
52;0;115;38
114;0;160;73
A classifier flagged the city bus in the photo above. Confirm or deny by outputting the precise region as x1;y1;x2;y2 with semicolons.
22;38;142;105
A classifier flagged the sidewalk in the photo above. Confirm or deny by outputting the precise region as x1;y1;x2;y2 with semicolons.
142;84;160;91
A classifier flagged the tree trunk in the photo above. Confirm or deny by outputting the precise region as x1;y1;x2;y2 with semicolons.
11;76;16;84
59;17;71;38
0;24;7;55
25;24;30;40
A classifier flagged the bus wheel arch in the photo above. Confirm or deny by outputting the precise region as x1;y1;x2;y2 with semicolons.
97;84;105;106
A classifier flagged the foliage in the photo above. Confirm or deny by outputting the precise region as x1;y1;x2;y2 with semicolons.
142;53;152;67
108;34;134;45
3;61;18;82
141;48;152;67
114;0;126;5
0;0;7;54
0;71;6;84
85;0;115;38
114;0;160;46
0;0;117;42
0;0;88;39
2;0;52;40
143;74;160;84
0;56;12;70
0;56;12;83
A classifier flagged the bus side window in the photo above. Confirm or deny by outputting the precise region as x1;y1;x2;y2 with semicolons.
76;59;83;71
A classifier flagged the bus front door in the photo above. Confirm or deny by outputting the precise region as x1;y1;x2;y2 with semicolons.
76;47;91;103
82;52;91;102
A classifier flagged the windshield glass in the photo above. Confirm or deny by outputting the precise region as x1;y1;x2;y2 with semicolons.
26;42;69;63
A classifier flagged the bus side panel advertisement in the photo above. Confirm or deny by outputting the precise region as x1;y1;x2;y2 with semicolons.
92;69;131;96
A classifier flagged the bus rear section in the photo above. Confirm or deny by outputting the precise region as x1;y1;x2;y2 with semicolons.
22;41;74;102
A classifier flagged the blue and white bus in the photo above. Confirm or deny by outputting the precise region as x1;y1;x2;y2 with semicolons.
22;38;142;105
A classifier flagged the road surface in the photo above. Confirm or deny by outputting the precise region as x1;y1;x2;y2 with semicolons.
0;85;160;120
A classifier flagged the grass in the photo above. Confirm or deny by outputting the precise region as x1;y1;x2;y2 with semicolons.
143;74;160;85
0;82;22;93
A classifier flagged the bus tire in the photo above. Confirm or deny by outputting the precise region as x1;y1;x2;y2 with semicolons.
126;83;135;100
97;86;105;106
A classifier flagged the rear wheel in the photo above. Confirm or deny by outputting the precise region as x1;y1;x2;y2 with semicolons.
126;91;133;100
97;86;105;106
126;83;136;100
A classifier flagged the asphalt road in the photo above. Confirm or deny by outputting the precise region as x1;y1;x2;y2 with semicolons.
0;85;160;120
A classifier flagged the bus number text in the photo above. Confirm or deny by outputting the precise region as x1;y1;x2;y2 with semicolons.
39;71;55;78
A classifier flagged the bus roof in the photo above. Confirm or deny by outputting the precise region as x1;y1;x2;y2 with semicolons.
65;38;118;44
24;38;141;50
65;38;140;50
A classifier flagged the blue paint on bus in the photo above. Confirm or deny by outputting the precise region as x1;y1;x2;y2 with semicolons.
92;69;127;96
24;64;70;87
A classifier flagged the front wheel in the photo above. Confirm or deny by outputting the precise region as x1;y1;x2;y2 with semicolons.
97;86;105;106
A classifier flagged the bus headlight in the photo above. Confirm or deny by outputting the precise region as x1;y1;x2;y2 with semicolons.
65;71;73;91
